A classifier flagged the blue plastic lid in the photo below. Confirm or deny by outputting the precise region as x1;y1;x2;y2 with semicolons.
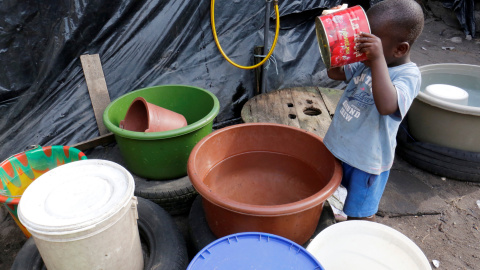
188;232;324;270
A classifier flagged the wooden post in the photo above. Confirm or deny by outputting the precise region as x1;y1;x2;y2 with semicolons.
80;54;111;136
254;46;264;95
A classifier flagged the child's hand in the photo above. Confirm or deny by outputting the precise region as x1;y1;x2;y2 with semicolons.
354;32;384;67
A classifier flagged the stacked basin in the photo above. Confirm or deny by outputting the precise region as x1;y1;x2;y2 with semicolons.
188;123;342;244
103;85;220;179
408;64;480;152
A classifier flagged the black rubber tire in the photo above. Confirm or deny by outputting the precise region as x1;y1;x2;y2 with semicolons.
11;197;188;270
188;195;215;252
419;142;480;163
397;124;480;166
397;146;480;182
86;144;197;216
396;120;480;182
9;239;45;270
134;174;198;216
188;195;336;253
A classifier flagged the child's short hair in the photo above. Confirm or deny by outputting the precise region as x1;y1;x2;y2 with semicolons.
367;0;424;45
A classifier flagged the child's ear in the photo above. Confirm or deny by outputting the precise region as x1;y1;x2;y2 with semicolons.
394;42;410;57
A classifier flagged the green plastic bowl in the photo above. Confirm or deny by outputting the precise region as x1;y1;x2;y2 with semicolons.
103;85;220;180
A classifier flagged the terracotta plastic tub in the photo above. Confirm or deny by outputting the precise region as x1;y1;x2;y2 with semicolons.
103;85;219;180
408;64;480;152
188;123;342;244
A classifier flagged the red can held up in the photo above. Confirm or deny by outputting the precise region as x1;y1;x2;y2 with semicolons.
315;5;371;69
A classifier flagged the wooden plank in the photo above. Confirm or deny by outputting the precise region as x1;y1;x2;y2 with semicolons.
241;87;336;137
243;90;283;124
317;87;343;117
275;89;301;127
241;98;255;123
70;133;115;151
250;95;262;123
249;97;260;123
269;90;291;126
290;87;332;138
256;92;271;123
264;91;279;123
80;54;111;135
267;91;285;124
290;87;321;135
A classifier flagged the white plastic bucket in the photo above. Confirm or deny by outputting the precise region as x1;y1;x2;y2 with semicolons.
307;221;431;270
18;159;143;270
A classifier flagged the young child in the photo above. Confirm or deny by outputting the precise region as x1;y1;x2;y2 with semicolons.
324;0;424;221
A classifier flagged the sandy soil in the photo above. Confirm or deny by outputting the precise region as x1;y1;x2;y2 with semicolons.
1;14;479;270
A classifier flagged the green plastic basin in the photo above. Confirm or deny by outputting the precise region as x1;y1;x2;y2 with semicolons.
103;85;220;180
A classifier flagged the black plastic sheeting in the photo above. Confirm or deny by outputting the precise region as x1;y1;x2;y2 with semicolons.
443;0;476;38
0;0;347;160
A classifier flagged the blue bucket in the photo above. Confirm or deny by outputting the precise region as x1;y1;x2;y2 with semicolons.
188;232;324;269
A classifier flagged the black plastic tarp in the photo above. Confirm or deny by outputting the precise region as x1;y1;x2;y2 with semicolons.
0;0;344;160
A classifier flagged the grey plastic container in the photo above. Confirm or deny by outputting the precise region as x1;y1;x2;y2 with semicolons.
408;64;480;152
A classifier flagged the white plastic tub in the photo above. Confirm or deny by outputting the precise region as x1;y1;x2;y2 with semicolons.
307;221;431;270
18;159;143;270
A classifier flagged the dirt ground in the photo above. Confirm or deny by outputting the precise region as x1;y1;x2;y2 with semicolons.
377;13;480;270
1;11;480;270
378;155;480;270
374;15;480;270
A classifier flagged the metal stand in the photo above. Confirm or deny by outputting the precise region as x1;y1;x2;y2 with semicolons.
261;0;271;94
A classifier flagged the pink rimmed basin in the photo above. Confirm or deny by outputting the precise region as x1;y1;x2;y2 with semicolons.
188;123;342;245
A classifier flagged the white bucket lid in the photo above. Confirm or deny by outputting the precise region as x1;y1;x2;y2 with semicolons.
307;221;431;270
425;84;469;105
18;159;134;236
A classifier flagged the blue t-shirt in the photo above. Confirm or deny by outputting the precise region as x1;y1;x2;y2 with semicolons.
324;62;421;174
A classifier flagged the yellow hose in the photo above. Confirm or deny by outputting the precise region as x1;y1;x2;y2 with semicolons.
211;0;280;70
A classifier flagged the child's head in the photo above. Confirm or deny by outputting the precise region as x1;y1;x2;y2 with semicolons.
366;0;424;64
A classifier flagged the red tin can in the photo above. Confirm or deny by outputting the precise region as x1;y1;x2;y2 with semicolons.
315;5;371;69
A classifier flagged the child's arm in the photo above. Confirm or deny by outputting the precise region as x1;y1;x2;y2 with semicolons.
354;32;399;115
327;66;346;81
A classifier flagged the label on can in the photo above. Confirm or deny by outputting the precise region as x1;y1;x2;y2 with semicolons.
315;6;371;69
